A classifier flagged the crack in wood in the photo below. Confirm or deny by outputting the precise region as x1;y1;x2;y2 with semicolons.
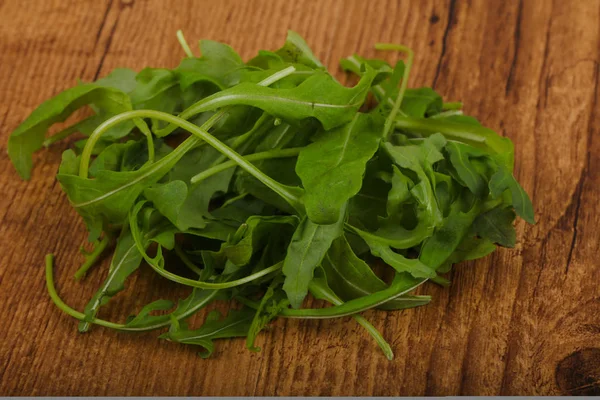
432;0;456;88
93;1;120;81
505;0;523;95
566;64;599;274
94;0;113;48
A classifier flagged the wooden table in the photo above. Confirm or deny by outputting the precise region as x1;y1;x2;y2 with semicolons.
1;0;598;396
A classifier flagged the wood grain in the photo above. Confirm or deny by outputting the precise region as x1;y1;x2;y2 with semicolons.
0;0;599;395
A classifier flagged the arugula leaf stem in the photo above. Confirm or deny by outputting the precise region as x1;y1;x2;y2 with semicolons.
258;66;297;86
147;257;283;289
178;66;297;123
47;254;221;331
442;101;463;110
78;66;297;173
46;254;125;330
376;43;414;140
280;275;427;319
81;110;304;211
341;55;394;108
430;110;463;119
73;234;112;280
42;116;95;148
135;118;155;163
174;242;203;276
209;113;273;167
154;65;297;137
394;116;486;143
190;147;302;184
176;30;195;58
309;281;394;360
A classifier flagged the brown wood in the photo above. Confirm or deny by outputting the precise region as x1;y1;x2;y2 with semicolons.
0;0;599;395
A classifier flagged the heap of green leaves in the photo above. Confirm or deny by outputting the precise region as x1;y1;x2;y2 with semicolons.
10;31;534;360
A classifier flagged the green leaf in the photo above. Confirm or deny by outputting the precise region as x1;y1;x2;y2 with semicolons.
401;87;443;118
308;267;395;360
162;308;255;358
360;235;436;278
371;137;447;248
321;235;427;310
489;165;535;224
246;280;289;351
57;137;196;237
219;215;297;266
8;82;132;179
58;149;80;176
348;160;390;231
234;157;304;215
144;180;199;229
282;209;345;308
124;289;225;331
321;235;387;299
445;142;488;197
453;236;496;263
384;165;413;217
437;236;497;274
125;299;175;326
248;50;286;69
175;39;244;91
419;200;481;270
79;227;143;332
130;68;180;114
94;68;138;92
296;113;382;224
394;116;515;167
180;65;377;131
88;140;141;176
472;206;516;247
275;30;323;69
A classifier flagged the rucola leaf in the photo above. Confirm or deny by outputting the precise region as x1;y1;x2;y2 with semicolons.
282;209;345;308
8;80;132;179
296;113;382;225
161;308;255;358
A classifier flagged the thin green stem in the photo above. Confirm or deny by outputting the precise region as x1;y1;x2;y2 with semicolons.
257;65;296;87
191;147;302;184
82;110;304;210
280;275;427;319
176;30;194;58
134;118;155;163
46;254;221;332
74;234;112;280
179;67;296;122
174;242;203;276
342;55;394;107
309;282;394;360
430;275;451;286
46;254;124;330
395;116;486;143
376;43;414;140
430;110;463;119
79;110;225;179
394;116;514;170
42;116;94;147
154;66;297;137
145;245;282;289
235;296;261;309
210;113;272;167
79;66;297;178
442;101;463;110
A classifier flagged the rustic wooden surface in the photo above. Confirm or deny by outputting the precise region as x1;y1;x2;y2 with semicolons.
0;0;599;396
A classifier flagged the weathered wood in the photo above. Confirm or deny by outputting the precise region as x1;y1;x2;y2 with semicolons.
0;0;598;395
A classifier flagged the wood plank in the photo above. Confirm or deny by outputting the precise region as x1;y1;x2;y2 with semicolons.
0;0;598;395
